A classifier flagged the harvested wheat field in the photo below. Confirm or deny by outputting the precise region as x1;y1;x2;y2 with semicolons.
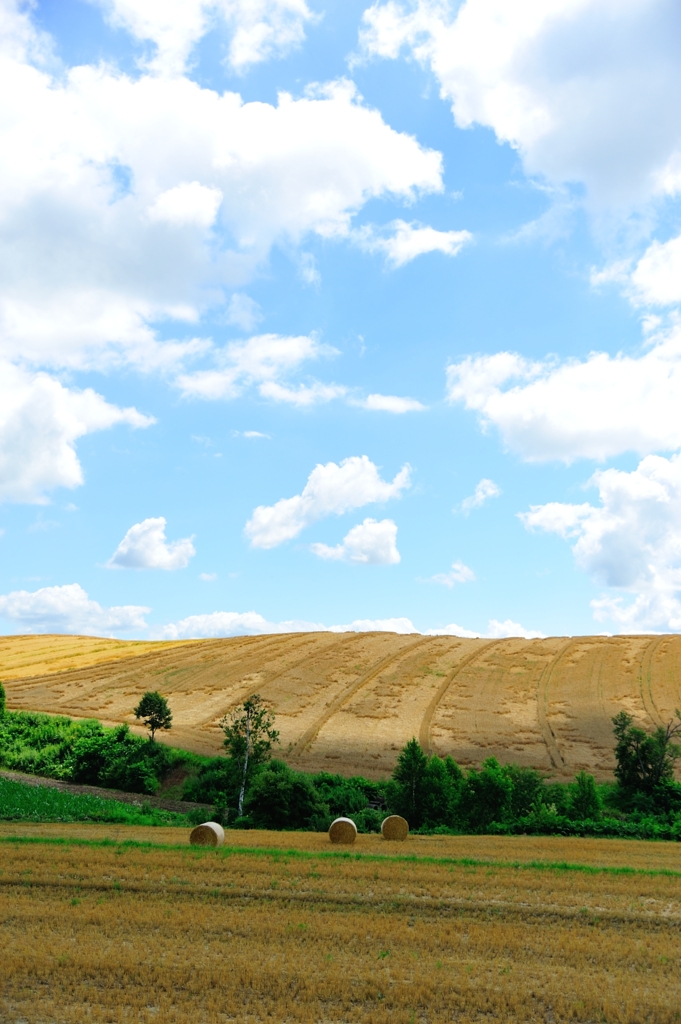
3;631;681;780
1;829;680;1023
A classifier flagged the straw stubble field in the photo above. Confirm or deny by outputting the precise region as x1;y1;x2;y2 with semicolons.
1;828;680;1023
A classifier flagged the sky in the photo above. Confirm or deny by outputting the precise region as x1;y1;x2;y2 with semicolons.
2;0;681;640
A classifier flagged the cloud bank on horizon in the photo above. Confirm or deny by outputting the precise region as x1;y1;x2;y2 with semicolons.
2;0;681;641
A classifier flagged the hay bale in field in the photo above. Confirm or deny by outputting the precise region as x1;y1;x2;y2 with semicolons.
381;815;409;840
328;817;357;844
189;821;225;847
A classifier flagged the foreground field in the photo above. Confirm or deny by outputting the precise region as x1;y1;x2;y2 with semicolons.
1;828;680;1023
3;631;681;780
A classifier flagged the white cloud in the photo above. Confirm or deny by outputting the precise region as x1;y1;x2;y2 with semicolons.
107;517;196;570
245;455;411;548
330;617;417;633
156;611;419;638
199;572;217;581
176;333;339;401
446;324;681;461
428;559;475;587
630;235;681;307
355;219;471;266
0;23;443;375
0;362;153;504
460;477;501;513
97;0;316;76
520;452;681;632
359;0;681;211
486;618;545;639
156;610;326;638
359;393;426;413
148;181;223;228
0;583;149;635
225;293;263;332
425;618;544;639
241;430;269;438
311;518;401;564
258;381;348;406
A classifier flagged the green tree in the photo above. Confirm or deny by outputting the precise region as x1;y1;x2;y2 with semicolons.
503;763;545;819
221;694;279;817
0;681;5;717
421;755;459;828
568;770;601;820
390;737;429;828
459;757;513;830
612;710;681;796
245;760;328;830
133;691;172;742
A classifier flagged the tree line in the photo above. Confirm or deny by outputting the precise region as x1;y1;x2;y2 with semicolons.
1;681;680;838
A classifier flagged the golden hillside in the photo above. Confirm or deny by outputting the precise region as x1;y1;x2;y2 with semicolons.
2;632;681;780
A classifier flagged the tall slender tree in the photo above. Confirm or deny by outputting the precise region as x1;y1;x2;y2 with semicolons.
221;694;279;816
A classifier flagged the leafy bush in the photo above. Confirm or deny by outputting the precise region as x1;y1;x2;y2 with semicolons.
568;770;602;820
245;760;329;830
182;756;243;808
0;711;190;795
457;757;514;830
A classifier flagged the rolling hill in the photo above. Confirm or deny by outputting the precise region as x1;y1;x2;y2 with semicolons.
2;632;681;780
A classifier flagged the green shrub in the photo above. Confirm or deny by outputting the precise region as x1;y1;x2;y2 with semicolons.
0;710;189;795
568;770;602;820
244;760;329;830
182;756;245;809
457;757;513;830
0;681;5;718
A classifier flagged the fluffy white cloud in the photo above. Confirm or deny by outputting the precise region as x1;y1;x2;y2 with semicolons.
355;219;471;266
426;618;544;639
428;559;475;587
0;11;444;375
520;452;681;632
0;362;153;504
359;393;426;413
447;324;681;461
311;518;401;564
156;611;418;638
97;0;316;76
148;182;223;228
331;617;417;633
630;235;681;307
0;583;149;635
245;455;411;548
176;333;339;401
359;0;681;210
460;477;501;513
107;517;196;570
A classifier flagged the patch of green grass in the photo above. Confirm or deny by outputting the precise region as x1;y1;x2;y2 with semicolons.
0;777;192;826
2;833;681;880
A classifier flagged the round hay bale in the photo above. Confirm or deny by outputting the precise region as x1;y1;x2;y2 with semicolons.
189;821;225;847
381;815;409;841
328;817;357;844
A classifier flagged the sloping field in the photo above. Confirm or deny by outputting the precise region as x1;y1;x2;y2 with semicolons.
2;632;681;780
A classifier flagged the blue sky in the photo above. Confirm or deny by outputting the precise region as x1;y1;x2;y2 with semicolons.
1;0;681;639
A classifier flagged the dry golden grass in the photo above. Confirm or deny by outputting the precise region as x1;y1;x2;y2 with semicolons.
2;829;681;1023
3;632;681;779
2;822;681;871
